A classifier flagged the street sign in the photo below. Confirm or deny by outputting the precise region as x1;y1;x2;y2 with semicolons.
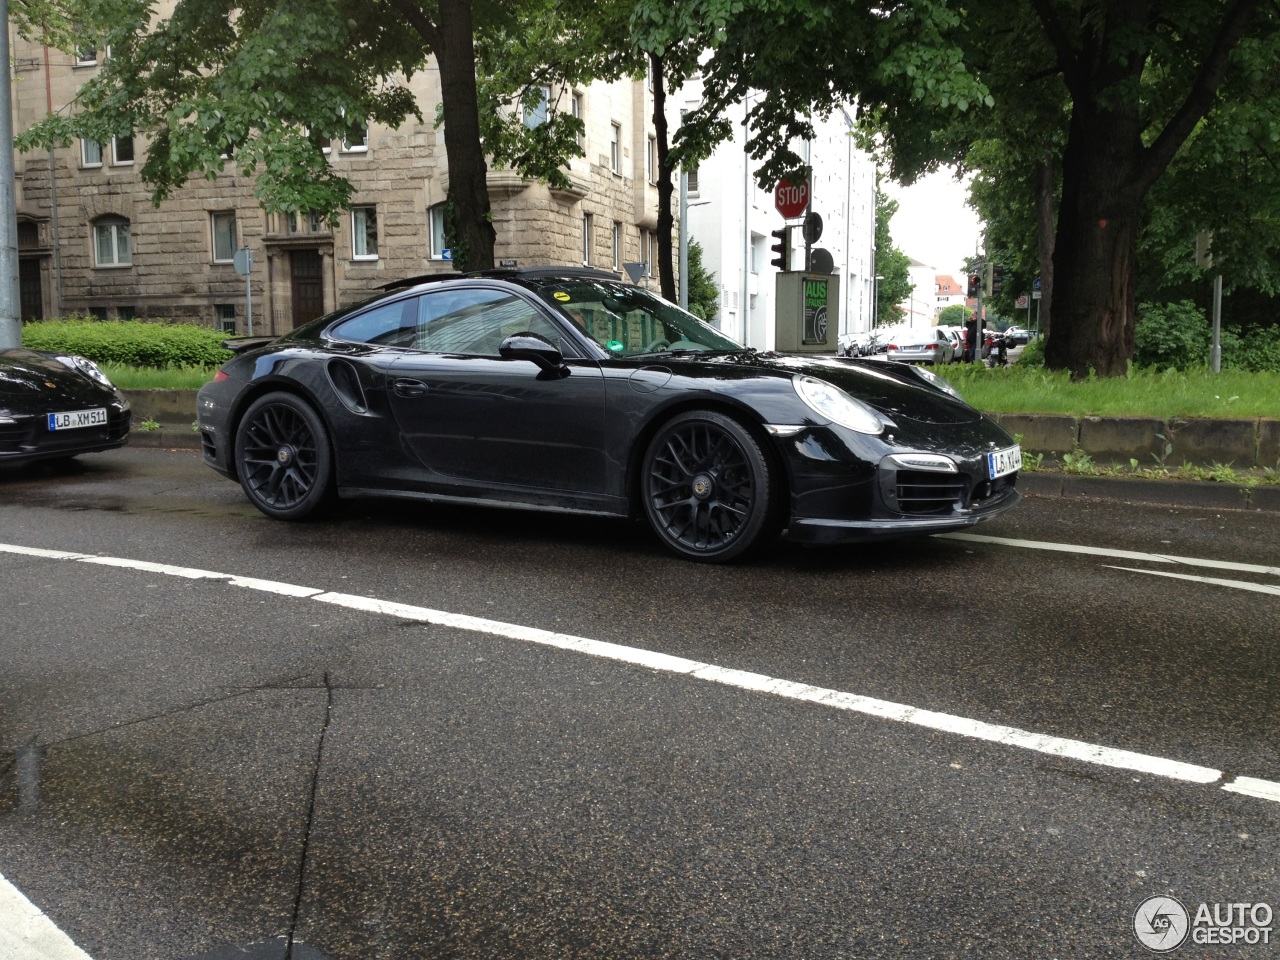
774;178;810;219
232;247;252;276
622;262;645;284
1032;277;1042;300
1016;295;1029;309
499;259;518;268
809;247;834;274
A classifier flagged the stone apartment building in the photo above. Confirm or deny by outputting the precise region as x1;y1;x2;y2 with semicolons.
8;20;673;336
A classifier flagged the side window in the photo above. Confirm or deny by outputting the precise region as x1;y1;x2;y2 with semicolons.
415;289;566;356
329;297;419;345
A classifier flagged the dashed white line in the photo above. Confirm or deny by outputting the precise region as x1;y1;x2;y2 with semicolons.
1104;565;1280;597
941;532;1280;578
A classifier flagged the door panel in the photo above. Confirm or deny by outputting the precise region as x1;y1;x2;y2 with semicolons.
385;288;608;497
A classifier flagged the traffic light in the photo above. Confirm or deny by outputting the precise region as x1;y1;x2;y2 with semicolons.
967;274;980;298
991;263;1005;296
770;227;789;271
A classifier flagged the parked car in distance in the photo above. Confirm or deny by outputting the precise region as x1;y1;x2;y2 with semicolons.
885;327;956;365
196;267;1021;562
937;326;965;363
1004;326;1032;345
0;348;132;465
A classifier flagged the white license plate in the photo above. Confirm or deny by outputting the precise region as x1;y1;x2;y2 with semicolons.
987;444;1022;479
48;407;108;431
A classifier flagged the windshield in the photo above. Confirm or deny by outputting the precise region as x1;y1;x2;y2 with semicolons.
529;278;744;358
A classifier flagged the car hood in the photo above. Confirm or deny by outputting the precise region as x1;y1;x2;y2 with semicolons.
689;352;983;425
0;349;114;405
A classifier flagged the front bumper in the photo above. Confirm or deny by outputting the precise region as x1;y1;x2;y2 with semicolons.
0;403;131;464
777;423;1022;545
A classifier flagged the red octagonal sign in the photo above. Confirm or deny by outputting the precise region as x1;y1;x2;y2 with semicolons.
774;178;810;219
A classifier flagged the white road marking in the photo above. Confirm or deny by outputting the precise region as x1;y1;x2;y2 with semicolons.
3;539;1276;805
4;536;1280;958
1104;566;1280;597
0;872;93;960
941;532;1280;578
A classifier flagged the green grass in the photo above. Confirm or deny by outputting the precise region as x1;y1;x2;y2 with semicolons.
943;364;1280;419
102;359;1280;421
101;363;220;390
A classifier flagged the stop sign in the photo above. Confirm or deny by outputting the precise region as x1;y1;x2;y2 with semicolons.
774;178;810;219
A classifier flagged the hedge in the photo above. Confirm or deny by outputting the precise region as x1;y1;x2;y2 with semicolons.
21;318;234;368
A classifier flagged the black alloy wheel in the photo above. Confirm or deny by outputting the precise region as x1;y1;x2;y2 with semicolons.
234;391;334;520
641;410;774;562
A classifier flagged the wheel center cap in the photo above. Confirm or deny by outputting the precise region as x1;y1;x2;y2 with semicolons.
692;473;714;499
277;445;294;466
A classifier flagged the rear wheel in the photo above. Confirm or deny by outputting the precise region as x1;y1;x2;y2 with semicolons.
234;391;334;520
641;411;774;562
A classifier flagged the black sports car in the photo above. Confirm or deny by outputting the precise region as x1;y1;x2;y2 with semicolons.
196;268;1021;562
1;348;132;465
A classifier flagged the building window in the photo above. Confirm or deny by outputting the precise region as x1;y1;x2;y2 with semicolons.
341;119;369;153
428;202;448;260
352;205;378;259
89;306;110;321
75;45;97;66
92;217;131;267
687;163;699;194
216;304;237;334
640;229;655;277
646;137;656;184
610;123;622;175
111;134;134;165
81;139;103;168
570;91;584;146
582;213;593;265
210;211;237;263
612;221;621;271
117;306;137;320
524;86;550;128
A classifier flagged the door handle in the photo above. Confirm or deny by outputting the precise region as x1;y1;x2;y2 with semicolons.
392;378;429;398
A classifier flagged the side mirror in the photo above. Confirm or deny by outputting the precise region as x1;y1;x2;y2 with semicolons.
499;332;568;376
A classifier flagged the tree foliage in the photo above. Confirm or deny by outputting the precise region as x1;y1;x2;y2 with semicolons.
874;190;912;326
685;239;719;323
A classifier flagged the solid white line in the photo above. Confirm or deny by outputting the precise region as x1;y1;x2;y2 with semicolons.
941;532;1280;578
0;872;93;960
1104;566;1280;597
1;540;1270;799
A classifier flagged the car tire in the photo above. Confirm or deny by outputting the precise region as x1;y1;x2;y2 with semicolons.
234;391;335;520
641;410;775;563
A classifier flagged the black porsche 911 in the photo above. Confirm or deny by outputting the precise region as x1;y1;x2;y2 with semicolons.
1;348;132;465
196;267;1020;562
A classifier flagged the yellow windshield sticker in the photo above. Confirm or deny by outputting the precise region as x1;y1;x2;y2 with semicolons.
553;291;571;301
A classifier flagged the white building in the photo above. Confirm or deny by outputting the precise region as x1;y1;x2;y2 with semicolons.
675;85;878;350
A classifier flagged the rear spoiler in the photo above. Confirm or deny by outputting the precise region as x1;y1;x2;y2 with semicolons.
221;335;278;355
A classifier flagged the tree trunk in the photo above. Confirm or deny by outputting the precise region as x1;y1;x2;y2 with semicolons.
434;0;495;272
1033;147;1054;337
1044;96;1144;378
651;54;676;301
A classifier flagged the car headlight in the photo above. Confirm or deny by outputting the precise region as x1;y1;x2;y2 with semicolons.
908;365;966;403
58;354;116;389
793;375;886;435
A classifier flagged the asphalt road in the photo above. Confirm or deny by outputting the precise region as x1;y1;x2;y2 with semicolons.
1;447;1277;960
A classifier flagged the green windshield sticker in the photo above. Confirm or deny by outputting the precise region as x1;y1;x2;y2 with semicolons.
606;340;625;353
553;291;571;301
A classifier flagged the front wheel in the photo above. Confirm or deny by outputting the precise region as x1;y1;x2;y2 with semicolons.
641;411;775;562
234;391;334;520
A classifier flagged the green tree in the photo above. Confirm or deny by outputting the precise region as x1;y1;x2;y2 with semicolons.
16;0;625;272
938;303;972;326
874;190;911;327
685;239;718;323
662;0;1276;378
